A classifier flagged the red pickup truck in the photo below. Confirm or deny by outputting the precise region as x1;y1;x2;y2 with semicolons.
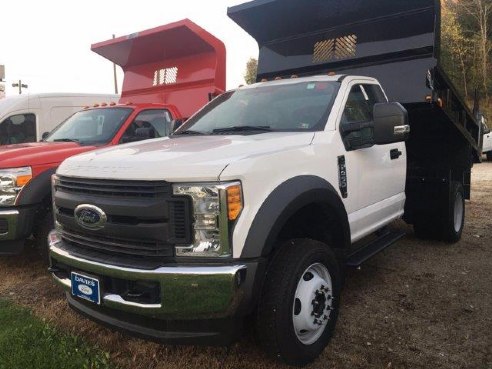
0;19;225;256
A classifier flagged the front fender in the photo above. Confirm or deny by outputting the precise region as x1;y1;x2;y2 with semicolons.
17;167;57;206
240;175;350;258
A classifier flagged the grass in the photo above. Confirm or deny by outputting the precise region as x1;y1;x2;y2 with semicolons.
0;299;115;369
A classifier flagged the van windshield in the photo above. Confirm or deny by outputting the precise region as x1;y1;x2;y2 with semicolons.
45;108;132;145
175;81;340;135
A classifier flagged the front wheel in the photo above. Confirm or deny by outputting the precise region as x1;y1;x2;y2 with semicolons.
33;209;53;264
255;239;341;366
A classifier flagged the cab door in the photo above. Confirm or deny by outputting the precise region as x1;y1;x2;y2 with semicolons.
341;82;407;241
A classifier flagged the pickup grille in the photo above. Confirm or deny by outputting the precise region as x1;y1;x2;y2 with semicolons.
60;228;173;258
57;177;171;198
55;176;192;264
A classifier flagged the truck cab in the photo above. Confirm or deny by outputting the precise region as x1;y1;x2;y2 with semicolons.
0;19;225;255
48;0;479;366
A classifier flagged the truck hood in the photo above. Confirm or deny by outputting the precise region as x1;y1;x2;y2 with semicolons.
0;142;98;170
58;133;315;182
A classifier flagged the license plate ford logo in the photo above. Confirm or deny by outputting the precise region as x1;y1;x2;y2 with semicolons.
74;204;107;230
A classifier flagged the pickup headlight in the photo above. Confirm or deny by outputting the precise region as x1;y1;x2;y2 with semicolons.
173;182;242;257
0;167;32;207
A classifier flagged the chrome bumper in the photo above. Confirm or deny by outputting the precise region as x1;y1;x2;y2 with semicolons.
0;210;19;241
50;243;248;319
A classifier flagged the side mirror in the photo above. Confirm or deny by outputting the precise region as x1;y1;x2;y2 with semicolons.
41;132;50;140
373;102;410;145
171;119;184;132
134;127;155;140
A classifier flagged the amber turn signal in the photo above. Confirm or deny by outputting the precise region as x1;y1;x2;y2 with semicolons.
16;174;32;187
226;185;243;221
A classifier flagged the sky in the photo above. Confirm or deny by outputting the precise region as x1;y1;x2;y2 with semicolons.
0;0;259;97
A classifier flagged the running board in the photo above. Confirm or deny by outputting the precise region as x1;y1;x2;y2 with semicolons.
346;230;406;267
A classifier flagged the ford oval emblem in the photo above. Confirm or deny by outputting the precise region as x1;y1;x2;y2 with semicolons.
74;204;107;230
78;284;93;295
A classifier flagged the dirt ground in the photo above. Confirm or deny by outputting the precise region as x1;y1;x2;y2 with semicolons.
0;163;491;369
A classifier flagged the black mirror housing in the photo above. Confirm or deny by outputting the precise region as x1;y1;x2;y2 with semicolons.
41;132;50;140
171;119;184;132
135;127;155;139
373;102;410;145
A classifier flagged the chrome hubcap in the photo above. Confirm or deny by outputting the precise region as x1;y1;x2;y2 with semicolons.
454;192;464;233
292;263;333;345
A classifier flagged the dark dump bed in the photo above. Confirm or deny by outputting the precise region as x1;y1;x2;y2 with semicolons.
228;0;481;160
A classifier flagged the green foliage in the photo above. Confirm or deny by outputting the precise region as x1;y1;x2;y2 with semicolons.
244;57;258;85
0;299;114;369
442;0;491;118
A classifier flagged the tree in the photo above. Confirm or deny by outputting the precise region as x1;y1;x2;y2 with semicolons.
453;0;491;98
244;58;258;85
442;1;472;98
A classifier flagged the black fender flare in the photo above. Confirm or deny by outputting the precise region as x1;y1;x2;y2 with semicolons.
17;167;57;206
240;175;351;258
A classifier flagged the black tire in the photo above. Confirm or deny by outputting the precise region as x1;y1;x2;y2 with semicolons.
441;181;465;243
255;239;341;366
486;152;492;161
413;181;464;243
33;210;53;264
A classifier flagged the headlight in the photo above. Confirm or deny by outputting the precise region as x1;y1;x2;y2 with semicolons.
173;182;242;257
0;167;32;207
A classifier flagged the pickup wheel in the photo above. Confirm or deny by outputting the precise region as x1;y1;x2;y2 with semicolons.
33;209;53;264
487;152;492;161
413;181;465;243
255;239;341;366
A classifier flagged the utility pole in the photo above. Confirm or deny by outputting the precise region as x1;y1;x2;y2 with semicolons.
12;80;28;94
112;34;119;94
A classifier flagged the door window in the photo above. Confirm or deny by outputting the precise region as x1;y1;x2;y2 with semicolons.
342;84;386;124
120;110;172;143
0;113;36;145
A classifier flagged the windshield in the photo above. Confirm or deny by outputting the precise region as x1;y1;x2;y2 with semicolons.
176;81;340;135
45;108;132;145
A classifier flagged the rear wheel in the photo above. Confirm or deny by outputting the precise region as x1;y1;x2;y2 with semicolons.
255;239;341;366
486;152;492;161
413;181;464;243
441;181;465;243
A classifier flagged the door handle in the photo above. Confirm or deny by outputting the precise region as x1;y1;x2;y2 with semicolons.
390;149;403;160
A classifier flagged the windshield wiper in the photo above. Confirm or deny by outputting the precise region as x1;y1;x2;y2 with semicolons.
173;130;206;136
53;138;80;142
212;126;272;134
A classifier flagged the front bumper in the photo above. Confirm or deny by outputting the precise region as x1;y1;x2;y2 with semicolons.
50;241;262;344
0;206;37;254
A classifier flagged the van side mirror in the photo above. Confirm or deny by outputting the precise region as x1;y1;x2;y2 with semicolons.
373;102;410;145
41;132;50;141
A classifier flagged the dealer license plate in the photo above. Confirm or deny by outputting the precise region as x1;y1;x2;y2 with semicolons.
71;272;101;305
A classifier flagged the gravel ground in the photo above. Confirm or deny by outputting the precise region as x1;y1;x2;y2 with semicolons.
0;163;491;369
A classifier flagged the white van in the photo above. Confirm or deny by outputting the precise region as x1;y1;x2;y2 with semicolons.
0;93;119;145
